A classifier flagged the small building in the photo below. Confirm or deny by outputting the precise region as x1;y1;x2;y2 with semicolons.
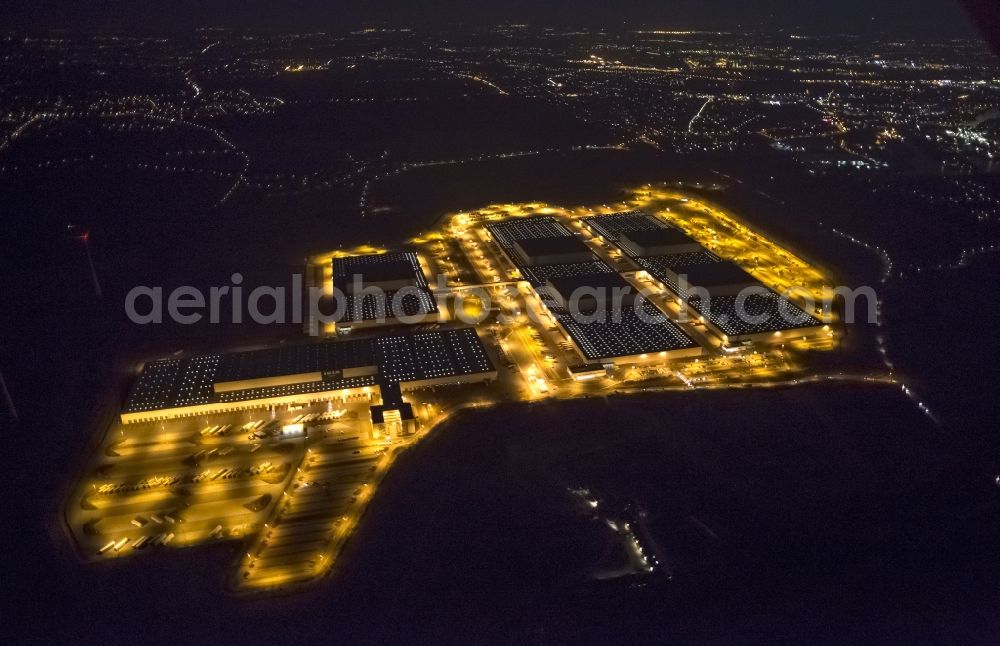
568;363;607;382
619;227;702;257
369;403;417;438
370;380;417;438
513;236;595;266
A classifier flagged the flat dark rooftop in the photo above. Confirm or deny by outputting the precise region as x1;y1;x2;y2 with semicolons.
484;217;574;258
333;252;427;288
370;403;415;425
520;261;616;288
621;227;699;248
545;271;633;299
678;260;759;288
515;235;592;257
378;380;405;406
349;260;417;284
216;339;376;384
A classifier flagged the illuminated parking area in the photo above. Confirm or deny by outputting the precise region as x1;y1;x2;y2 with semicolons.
238;432;389;590
68;415;311;564
67;326;499;591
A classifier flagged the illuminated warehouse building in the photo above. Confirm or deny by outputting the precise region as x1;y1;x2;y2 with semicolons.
120;326;497;431
584;211;826;344
485;216;702;366
327;251;439;333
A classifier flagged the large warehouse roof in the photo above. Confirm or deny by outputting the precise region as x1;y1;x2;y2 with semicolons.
582;210;665;242
375;327;494;383
681;260;760;290
332;251;429;289
215;338;375;384
634;252;821;337
339;259;418;285
544;272;634;306
330;251;438;323
513;235;595;265
514;235;592;259
123;327;494;414
485;216;700;362
689;292;823;338
484;216;574;257
635;251;720;273
336;289;439;324
553;298;699;361
619;227;700;253
519;260;615;288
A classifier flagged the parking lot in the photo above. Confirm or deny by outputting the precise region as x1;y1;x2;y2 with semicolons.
67;398;384;575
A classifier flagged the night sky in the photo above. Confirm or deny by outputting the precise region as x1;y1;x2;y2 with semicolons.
0;0;982;37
